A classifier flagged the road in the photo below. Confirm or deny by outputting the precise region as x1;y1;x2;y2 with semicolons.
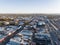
0;25;24;45
47;19;60;45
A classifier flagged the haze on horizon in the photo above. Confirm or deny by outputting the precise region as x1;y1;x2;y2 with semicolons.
0;0;60;14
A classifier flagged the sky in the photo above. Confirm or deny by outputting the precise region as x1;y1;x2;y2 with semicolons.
0;0;60;14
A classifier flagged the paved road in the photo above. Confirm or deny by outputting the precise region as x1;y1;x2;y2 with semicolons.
0;26;24;45
47;19;60;45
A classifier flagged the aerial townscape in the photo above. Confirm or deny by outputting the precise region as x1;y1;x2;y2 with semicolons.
0;0;60;45
0;14;59;45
